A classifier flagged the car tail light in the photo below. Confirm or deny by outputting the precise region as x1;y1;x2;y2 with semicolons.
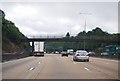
76;54;80;56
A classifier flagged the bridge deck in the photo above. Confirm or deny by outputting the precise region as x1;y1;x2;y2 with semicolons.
27;37;119;44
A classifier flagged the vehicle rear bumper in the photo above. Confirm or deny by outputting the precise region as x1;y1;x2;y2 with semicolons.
34;52;44;56
75;56;89;60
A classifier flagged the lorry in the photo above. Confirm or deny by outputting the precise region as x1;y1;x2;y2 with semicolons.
34;41;44;56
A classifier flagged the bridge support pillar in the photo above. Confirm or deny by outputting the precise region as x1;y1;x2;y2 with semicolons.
32;41;34;53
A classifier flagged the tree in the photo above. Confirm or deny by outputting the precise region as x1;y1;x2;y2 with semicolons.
66;32;70;38
2;10;30;53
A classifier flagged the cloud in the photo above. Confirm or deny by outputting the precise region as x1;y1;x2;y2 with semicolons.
0;2;118;37
57;18;71;24
12;5;37;17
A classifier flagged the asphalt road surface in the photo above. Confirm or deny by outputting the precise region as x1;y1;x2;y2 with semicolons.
2;54;119;79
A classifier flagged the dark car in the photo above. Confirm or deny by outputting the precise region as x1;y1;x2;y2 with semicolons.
88;52;96;56
61;51;68;56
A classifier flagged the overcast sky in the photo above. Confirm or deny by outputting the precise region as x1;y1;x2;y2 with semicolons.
0;2;118;37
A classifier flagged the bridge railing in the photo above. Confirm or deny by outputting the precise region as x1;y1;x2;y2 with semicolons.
27;35;66;39
28;35;117;40
75;35;115;41
26;34;78;39
27;35;115;40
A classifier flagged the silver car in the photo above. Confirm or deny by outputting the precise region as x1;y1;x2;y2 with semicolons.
73;50;89;62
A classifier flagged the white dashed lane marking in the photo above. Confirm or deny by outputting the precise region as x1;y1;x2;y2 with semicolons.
84;67;90;71
29;67;35;71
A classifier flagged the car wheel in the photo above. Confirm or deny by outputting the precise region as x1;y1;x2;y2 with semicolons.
87;59;89;62
73;59;76;61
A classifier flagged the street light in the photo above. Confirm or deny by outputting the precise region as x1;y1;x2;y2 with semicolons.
79;12;92;50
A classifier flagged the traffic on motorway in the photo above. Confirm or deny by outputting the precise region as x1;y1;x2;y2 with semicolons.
1;2;119;80
33;41;91;62
3;53;118;79
31;41;119;60
3;41;119;79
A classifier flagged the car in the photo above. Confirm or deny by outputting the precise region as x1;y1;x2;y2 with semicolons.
67;49;74;55
73;50;89;62
88;52;96;56
61;51;68;56
55;51;59;54
101;52;108;55
69;51;74;55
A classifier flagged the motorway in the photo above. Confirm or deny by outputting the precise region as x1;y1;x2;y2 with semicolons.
2;54;118;79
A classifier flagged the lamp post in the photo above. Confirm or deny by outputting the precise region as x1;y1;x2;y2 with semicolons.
79;12;92;50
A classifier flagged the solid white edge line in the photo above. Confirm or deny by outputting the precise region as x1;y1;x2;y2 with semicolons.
92;57;118;62
3;57;33;64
